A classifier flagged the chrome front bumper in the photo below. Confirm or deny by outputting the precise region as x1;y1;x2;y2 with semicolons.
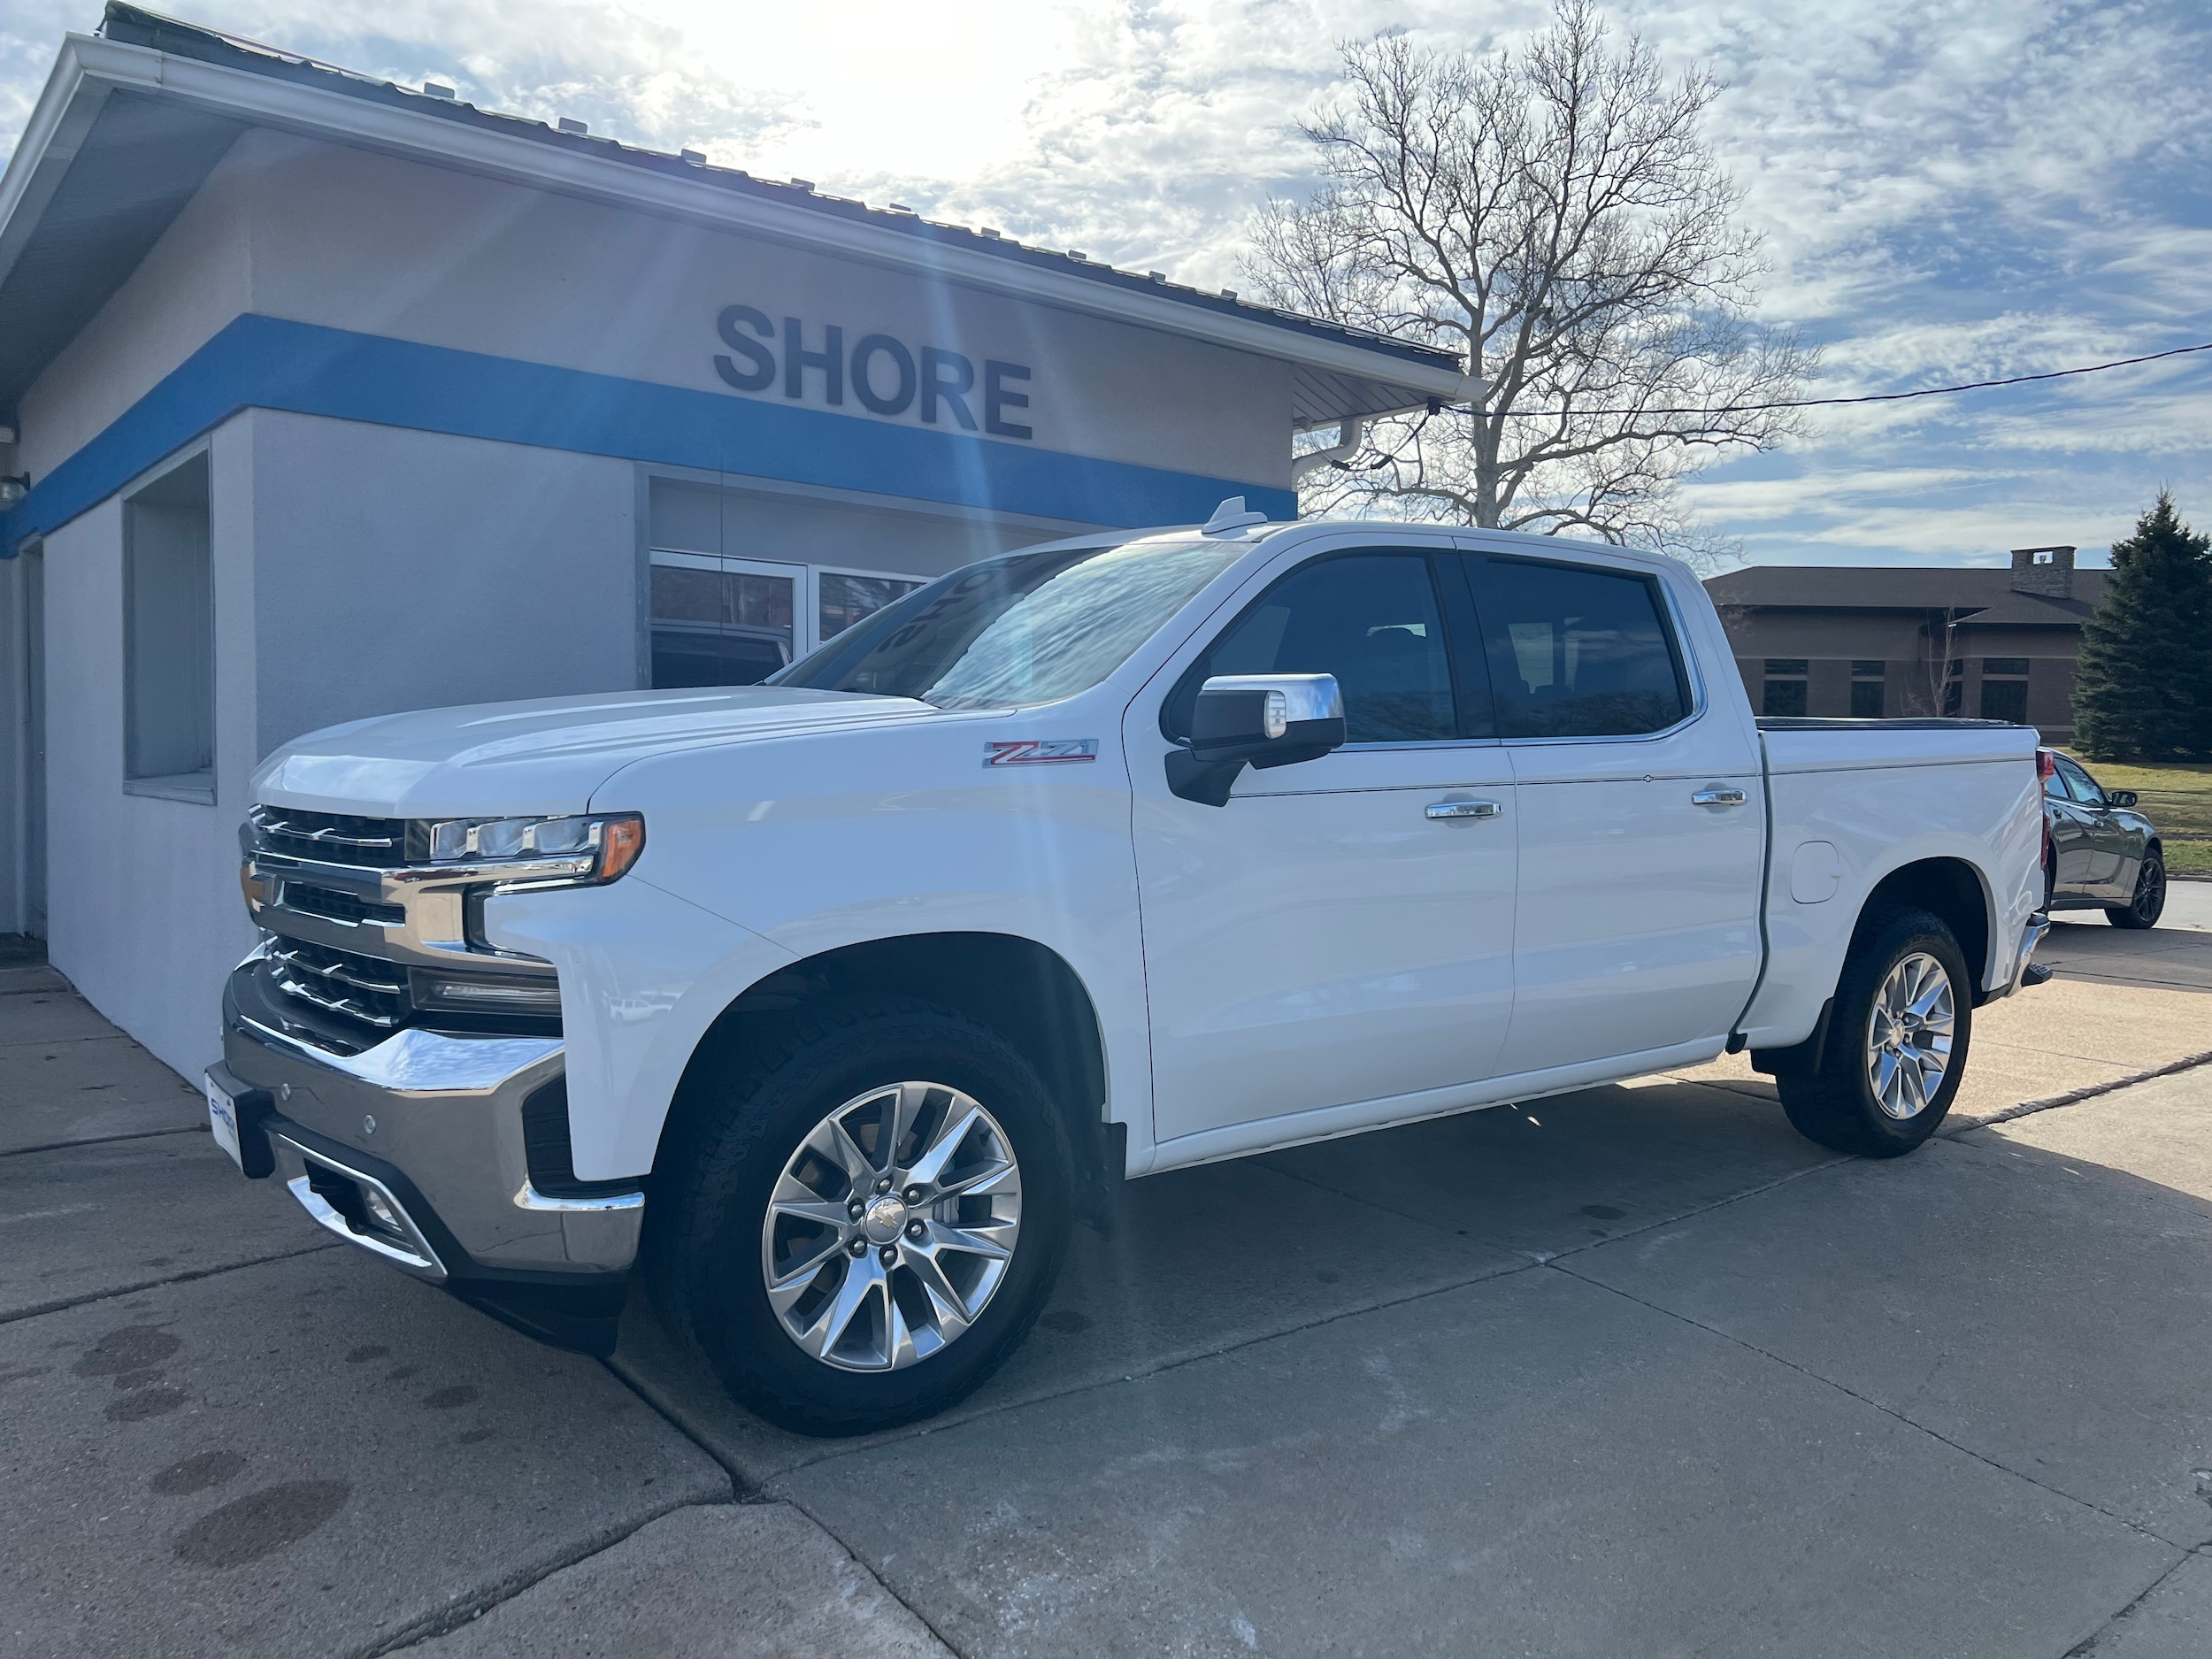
221;964;643;1282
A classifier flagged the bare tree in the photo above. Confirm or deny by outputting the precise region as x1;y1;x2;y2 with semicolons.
1906;608;1963;718
1248;1;1812;560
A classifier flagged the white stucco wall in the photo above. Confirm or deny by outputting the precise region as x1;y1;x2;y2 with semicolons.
250;411;639;756
41;420;259;1079
0;550;24;935
16;139;254;478
225;129;1296;490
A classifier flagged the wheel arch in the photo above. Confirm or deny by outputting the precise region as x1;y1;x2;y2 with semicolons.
656;931;1116;1201
1753;854;1991;1081
1857;855;1993;987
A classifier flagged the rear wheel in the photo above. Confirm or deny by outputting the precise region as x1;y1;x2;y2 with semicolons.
648;998;1072;1435
2105;852;2164;930
1776;907;1972;1157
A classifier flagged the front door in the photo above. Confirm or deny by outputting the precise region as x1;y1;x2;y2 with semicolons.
2047;757;2106;895
1463;550;1766;1076
1132;547;1518;1151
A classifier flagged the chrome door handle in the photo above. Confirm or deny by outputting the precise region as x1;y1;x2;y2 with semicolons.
1425;799;1502;821
1693;787;1748;808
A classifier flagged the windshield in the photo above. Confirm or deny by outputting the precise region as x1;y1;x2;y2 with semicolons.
771;537;1248;708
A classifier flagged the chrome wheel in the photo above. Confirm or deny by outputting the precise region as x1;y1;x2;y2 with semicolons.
1865;952;1955;1119
760;1081;1022;1373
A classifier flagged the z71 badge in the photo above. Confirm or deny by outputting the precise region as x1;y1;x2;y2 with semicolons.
984;739;1099;767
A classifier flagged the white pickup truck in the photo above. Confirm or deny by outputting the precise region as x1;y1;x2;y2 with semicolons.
211;510;2048;1433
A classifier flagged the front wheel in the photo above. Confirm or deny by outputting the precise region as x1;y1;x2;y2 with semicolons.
1776;906;1973;1157
2105;852;2164;930
647;998;1072;1436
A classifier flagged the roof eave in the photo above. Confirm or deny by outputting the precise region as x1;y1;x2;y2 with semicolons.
0;35;143;295
0;32;1471;403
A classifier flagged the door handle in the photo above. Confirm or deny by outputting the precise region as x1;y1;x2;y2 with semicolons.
1425;799;1502;821
1693;787;1748;808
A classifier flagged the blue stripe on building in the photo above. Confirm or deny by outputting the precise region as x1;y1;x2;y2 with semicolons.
0;313;1298;556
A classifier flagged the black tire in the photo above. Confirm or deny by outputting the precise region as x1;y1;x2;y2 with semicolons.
1776;906;1974;1158
2105;851;2165;930
647;996;1073;1436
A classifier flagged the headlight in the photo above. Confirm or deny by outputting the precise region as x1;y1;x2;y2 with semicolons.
419;812;646;887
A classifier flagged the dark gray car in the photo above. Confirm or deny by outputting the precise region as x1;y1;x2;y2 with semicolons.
2042;750;2165;928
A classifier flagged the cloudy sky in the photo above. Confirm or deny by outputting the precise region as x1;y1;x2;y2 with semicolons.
3;0;2207;568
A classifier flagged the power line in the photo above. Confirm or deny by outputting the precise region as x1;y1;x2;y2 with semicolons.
1437;340;2212;421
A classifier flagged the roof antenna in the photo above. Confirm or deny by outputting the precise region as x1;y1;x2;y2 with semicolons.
1202;496;1269;535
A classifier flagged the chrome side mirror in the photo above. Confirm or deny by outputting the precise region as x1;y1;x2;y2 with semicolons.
2108;789;2138;808
1167;673;1348;806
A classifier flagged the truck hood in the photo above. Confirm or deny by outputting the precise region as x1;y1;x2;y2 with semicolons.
252;686;944;818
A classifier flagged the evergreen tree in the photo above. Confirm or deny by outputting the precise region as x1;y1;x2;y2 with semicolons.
2072;491;2212;760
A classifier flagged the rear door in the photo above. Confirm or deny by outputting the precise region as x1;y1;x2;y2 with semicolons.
2055;757;2130;895
1461;549;1765;1076
1131;543;1519;1150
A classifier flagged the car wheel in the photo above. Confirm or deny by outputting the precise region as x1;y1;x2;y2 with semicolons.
648;997;1072;1436
1775;906;1973;1158
2105;852;2165;930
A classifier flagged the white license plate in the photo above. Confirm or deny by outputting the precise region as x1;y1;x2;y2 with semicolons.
205;1074;245;1171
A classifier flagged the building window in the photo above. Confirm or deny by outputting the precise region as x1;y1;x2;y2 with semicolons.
123;452;215;801
1762;657;1808;718
1848;659;1885;718
1981;657;2030;724
648;553;930;688
649;554;799;687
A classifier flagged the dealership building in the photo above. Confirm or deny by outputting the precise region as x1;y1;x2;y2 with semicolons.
0;6;1466;1079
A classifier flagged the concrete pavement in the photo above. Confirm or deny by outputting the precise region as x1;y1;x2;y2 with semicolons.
2;912;2207;1657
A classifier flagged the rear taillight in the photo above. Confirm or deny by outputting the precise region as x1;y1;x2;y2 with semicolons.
2037;749;2057;782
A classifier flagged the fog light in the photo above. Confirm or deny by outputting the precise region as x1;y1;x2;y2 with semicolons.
362;1187;404;1236
411;971;563;1016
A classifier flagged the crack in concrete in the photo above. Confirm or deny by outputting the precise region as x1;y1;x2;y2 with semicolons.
358;1493;742;1659
1548;1260;2200;1554
1948;1048;2212;1134
775;1488;973;1659
375;1356;972;1659
2060;1545;2208;1658
0;1239;342;1326
598;1354;759;1499
0;1125;207;1160
755;1145;1863;1486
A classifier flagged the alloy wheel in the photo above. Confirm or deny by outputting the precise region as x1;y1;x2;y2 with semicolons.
760;1081;1022;1371
1864;951;1955;1120
2134;859;2165;924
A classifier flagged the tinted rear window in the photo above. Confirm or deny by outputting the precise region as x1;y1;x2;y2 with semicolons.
1472;559;1688;738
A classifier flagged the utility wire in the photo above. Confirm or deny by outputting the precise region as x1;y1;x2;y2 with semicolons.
1431;340;2212;420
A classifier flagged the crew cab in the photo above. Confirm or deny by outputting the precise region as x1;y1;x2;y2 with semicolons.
208;511;2048;1433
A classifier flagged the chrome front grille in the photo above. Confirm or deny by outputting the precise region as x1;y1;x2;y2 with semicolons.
250;806;411;869
268;939;410;1031
278;882;406;927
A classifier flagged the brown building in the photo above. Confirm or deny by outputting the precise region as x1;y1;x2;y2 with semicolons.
1703;546;2104;744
